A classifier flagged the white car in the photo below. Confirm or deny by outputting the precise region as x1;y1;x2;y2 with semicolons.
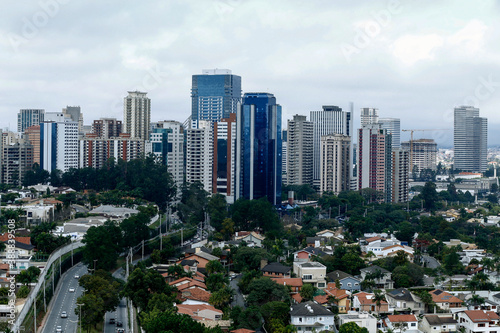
74;275;80;279
56;326;62;332
61;311;67;318
69;287;75;292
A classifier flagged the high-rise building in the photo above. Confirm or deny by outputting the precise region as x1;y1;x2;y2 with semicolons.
282;130;287;184
63;106;83;133
391;149;409;203
213;113;236;203
44;112;70;122
145;120;184;192
236;93;282;205
401;139;437;172
40;119;79;172
358;124;391;201
123;91;151;140
191;69;242;124
319;134;351;195
92;118;123;138
79;133;144;169
310;106;352;186
25;125;41;166
379;117;401;148
186;120;213;193
18;109;44;133
1;140;33;185
454;106;487;173
360;107;378;127
287;115;313;186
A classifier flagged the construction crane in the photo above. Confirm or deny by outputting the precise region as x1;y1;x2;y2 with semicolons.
401;129;451;173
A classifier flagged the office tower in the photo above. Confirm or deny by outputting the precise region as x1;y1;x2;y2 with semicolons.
360;107;378;126
123;91;151;140
319;134;351;194
236;93;282;205
186;120;213;193
358;124;392;201
1;140;33;185
379;117;401;148
79;133;144;169
282;130;287;184
213;114;236;203
40;119;79;172
391;149;409;203
287;115;313;186
401;139;437;172
92;118;122;138
191;69;242;124
145;121;184;192
18;109;44;133
0;129;2;182
63;106;83;133
454;106;487;173
350;143;359;191
310;106;352;186
25;125;41;166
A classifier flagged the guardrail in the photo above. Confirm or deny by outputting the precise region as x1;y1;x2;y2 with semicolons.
12;241;84;333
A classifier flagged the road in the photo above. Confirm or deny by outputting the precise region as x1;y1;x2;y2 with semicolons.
104;298;128;333
41;263;88;333
229;274;245;308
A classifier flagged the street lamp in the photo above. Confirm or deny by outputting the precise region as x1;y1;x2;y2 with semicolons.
76;303;83;333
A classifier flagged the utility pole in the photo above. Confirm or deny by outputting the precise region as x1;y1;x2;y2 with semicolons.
33;296;36;332
181;228;183;246
142;240;144;261
77;303;83;333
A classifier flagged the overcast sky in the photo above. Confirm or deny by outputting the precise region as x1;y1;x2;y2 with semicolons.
1;0;499;146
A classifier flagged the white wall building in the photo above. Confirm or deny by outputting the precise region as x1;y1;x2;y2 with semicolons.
40;119;79;172
186;120;213;193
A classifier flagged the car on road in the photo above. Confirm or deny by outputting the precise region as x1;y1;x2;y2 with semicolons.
116;321;123;327
74;275;79;279
109;318;115;324
69;287;75;292
56;326;62;332
117;329;125;333
61;311;67;318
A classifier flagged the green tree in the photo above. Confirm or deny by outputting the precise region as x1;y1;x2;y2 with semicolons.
246;277;291;307
208;194;227;231
421;182;439;210
299;283;316;301
82;220;122;270
205;273;228;292
206;260;225;275
339;321;369;333
209;285;233;309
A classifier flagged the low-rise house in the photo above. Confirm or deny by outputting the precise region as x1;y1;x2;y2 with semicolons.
177;250;219;274
456;310;500;333
293;261;327;289
338;312;378;333
352;292;389;314
314;284;350;313
381;245;414;260
290;301;335;333
234;231;265;247
360;265;394;289
419;314;457;333
261;262;291;278
306;236;328;248
385;314;420;333
430;289;465;312
176;304;223;321
386;288;425;314
271;277;303;294
293;247;327;262
326;270;361;292
88;205;138;218
316;229;336;238
0;235;35;272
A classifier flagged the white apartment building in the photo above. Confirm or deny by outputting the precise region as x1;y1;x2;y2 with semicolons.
186;120;213;193
40;119;79;173
287;114;313;186
319;134;350;194
123;91;151;140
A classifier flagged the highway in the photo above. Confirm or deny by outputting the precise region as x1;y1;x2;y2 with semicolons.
41;263;88;333
104;298;128;333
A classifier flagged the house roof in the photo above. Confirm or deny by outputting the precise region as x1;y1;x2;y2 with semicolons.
235;231;265;241
294;247;327;257
424;315;457;325
387;288;415;302
169;277;207;290
387;314;417;323
180;259;198;267
365;236;383;243
0;234;31;245
271;278;303;287
0;264;9;271
261;262;291;274
231;329;256;333
176;304;223;317
464;310;500;323
317;229;335;236
326;270;353;281
355;292;388;305
430;289;463;304
360;265;389;274
179;287;211;303
306;236;327;243
290;301;334;317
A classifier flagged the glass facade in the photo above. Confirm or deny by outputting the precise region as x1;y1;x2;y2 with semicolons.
237;93;282;205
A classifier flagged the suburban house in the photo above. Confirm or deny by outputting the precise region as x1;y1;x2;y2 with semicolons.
89;205;139;218
430;289;464;312
385;288;425;314
293;247;327;262
338;312;378;333
0;235;35;272
385;314;420;333
234;231;265;247
456;310;500;333
177;250;219;274
327;270;361;292
306;236;328;248
290;301;335;333
316;229;336;238
419;314;457;333
360;265;394;289
261;262;292;278
293;261;327;289
271;278;303;294
352;292;389;314
314;283;350;313
169;277;211;305
176;304;223;321
381;245;414;259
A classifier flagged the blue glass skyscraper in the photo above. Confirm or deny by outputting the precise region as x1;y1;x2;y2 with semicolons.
191;69;242;123
235;93;282;205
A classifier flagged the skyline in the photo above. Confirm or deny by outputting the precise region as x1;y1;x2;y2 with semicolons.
1;1;500;146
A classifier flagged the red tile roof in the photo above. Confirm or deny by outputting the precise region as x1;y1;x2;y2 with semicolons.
179;287;211;303
231;329;256;333
388;314;418;323
176;304;223;318
464;310;500;322
430;289;463;304
271;278;303;287
0;234;31;245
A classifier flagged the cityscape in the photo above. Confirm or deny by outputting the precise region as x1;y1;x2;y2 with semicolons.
1;2;500;333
